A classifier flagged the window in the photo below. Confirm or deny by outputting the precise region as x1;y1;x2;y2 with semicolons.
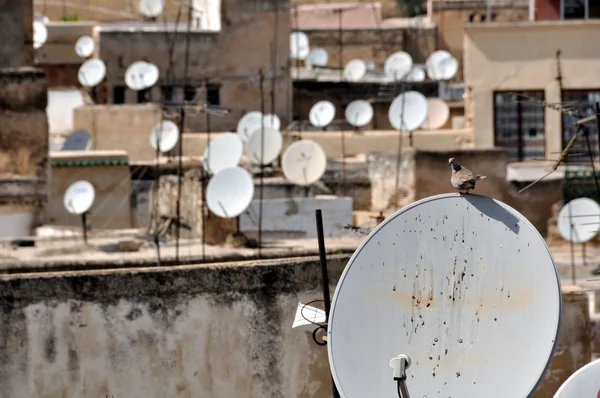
137;88;150;103
560;0;600;19
494;91;545;162
184;85;197;102
561;90;600;163
161;85;174;102
206;83;221;105
113;86;125;104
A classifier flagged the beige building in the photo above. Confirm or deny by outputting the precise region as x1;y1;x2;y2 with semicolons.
464;20;600;162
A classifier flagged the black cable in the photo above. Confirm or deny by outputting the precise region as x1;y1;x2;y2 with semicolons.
397;379;402;398
300;299;326;327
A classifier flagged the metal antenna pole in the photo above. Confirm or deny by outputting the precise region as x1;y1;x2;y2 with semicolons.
258;69;266;257
315;209;340;398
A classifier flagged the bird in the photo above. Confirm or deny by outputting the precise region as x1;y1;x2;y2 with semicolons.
448;158;486;194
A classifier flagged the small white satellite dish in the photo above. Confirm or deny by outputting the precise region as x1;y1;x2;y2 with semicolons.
263;114;281;131
139;0;165;17
557;198;600;244
404;65;426;82
328;193;561;398
33;21;48;49
421;97;450;130
553;358;600;397
78;59;107;88
62;129;92;151
206;166;254;218
345;100;374;128
384;51;413;80
388;91;429;131
343;59;367;82
309;100;336;128
246;127;283;165
203;132;244;175
237;111;263;142
426;50;459;81
290;31;310;60
282;140;327;186
364;60;376;70
305;48;328;67
292;302;326;328
75;36;95;58
63;180;95;215
125;61;159;91
149;120;179;153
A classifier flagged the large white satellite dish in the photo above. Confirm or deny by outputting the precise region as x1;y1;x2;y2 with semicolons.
553;358;600;397
345;100;373;128
343;59;366;82
305;48;328;67
309;100;335;128
328;193;561;398
64;180;95;215
282;140;327;186
388;91;428;131
557;198;600;244
263;114;281;131
78;59;106;88
384;51;413;80
125;61;159;91
426;50;459;81
237;111;263;142
75;36;95;58
33;21;48;49
206;166;254;218
203;132;244;175
246;127;283;165
62;129;92;151
290;31;310;60
421;97;450;130
149;120;179;153
404;65;426;82
139;0;165;17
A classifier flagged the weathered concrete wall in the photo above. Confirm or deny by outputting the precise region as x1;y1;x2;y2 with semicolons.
533;285;591;398
413;149;562;236
0;0;33;67
367;148;415;212
46;150;133;229
0;255;350;398
73;104;165;162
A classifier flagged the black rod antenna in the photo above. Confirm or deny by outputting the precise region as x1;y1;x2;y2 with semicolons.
258;69;266;258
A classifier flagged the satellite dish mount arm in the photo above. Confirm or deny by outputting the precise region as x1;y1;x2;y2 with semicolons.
81;211;89;244
389;354;412;398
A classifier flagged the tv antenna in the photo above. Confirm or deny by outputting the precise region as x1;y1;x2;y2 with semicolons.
345;100;373;129
553;358;600;397
343;59;366;82
205;166;254;219
62;129;93;151
421;97;450;130
426;50;459;81
33;21;48;49
305;48;329;67
203;132;244;175
75;36;95;58
237;111;263;142
557;197;600;285
78;59;106;102
384;51;413;80
282;140;327;186
63;180;96;244
328;193;561;398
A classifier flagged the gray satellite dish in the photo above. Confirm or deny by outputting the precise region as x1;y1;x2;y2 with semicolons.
384;51;413;80
343;59;367;82
557;198;600;244
206;166;254;218
64;180;95;215
305;48;328;67
345;100;373;128
246;127;283;165
62;129;92;151
149;120;179;153
237;111;263;142
203;132;244;175
75;36;95;58
309;100;336;128
426;50;459;81
125;61;159;91
328;193;561;398
281;140;327;186
78;59;106;88
553;358;600;397
388;91;428;131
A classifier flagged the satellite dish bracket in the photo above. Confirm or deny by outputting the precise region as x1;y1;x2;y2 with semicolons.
389;354;412;398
